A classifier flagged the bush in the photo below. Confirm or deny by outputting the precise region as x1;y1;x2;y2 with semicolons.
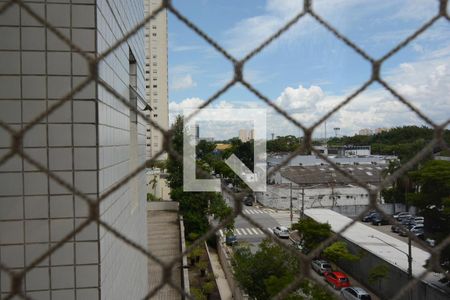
191;288;206;300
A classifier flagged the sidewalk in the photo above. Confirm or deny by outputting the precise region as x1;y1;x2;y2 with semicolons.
208;246;233;300
147;209;182;300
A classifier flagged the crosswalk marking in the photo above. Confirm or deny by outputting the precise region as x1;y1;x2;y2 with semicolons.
243;208;278;215
218;227;282;237
249;228;258;235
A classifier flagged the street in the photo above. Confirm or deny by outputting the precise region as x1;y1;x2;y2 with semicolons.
220;189;379;299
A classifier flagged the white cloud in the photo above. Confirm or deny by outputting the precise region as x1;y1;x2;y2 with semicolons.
169;97;205;113
169;54;449;139
171;74;197;90
266;53;450;137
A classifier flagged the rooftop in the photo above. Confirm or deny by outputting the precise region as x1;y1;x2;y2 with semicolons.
268;154;396;167
304;209;445;292
279;164;386;186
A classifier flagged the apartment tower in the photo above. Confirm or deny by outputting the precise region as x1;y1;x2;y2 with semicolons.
144;0;169;160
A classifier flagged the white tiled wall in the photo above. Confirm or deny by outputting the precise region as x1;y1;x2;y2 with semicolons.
0;0;148;299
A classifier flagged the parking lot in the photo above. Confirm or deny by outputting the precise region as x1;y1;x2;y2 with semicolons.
361;221;430;251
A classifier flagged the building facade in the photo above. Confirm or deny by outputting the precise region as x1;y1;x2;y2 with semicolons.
0;1;148;299
238;129;254;143
144;0;168;160
258;164;386;210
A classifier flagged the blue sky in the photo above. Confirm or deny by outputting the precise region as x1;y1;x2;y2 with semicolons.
167;0;450;139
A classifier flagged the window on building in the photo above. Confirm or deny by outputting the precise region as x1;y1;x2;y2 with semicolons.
153;85;157;88
152;33;157;37
152;62;157;66
152;25;156;29
153;114;158;118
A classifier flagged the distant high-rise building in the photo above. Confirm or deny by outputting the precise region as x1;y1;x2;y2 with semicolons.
238;129;254;142
0;1;148;298
358;128;374;136
145;0;169;160
239;129;248;142
375;127;389;134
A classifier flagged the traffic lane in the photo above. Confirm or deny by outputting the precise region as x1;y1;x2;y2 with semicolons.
232;209;281;245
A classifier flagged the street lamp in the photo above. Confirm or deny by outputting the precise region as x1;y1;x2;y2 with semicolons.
370;234;412;278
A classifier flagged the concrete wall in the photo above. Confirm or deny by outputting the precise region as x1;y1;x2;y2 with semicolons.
256;184;373;210
216;241;247;300
331;203;416;218
337;241;448;300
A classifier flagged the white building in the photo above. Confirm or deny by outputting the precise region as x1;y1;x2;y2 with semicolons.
358;128;373;136
268;153;396;168
0;1;148;299
238;129;254;142
258;164;386;210
144;0;169;160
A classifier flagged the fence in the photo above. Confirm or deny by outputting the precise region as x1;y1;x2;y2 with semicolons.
0;0;449;299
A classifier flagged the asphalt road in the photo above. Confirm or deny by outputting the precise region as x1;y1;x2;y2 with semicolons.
220;188;380;299
221;190;280;244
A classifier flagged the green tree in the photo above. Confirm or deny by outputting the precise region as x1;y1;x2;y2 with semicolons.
409;160;450;265
381;160;412;205
368;263;389;290
166;115;233;236
323;241;360;263
196;139;216;161
292;218;332;252
232;239;333;300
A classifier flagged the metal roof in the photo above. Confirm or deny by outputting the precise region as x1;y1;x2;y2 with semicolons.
280;164;386;186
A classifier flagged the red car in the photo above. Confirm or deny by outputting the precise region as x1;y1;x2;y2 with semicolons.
324;271;350;289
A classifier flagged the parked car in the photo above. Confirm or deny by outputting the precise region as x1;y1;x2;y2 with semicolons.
391;224;401;233
371;215;389;226
324;271;350;289
414;229;425;240
397;213;413;222
393;211;409;219
225;234;237;246
340;287;372;300
311;259;332;275
243;196;253;206
413;216;424;224
362;212;379;222
401;217;415;227
398;227;409;237
410;224;424;232
273;226;290;238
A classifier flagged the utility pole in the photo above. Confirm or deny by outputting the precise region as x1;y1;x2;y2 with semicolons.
408;236;412;278
290;182;293;225
370;235;413;279
301;187;305;219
